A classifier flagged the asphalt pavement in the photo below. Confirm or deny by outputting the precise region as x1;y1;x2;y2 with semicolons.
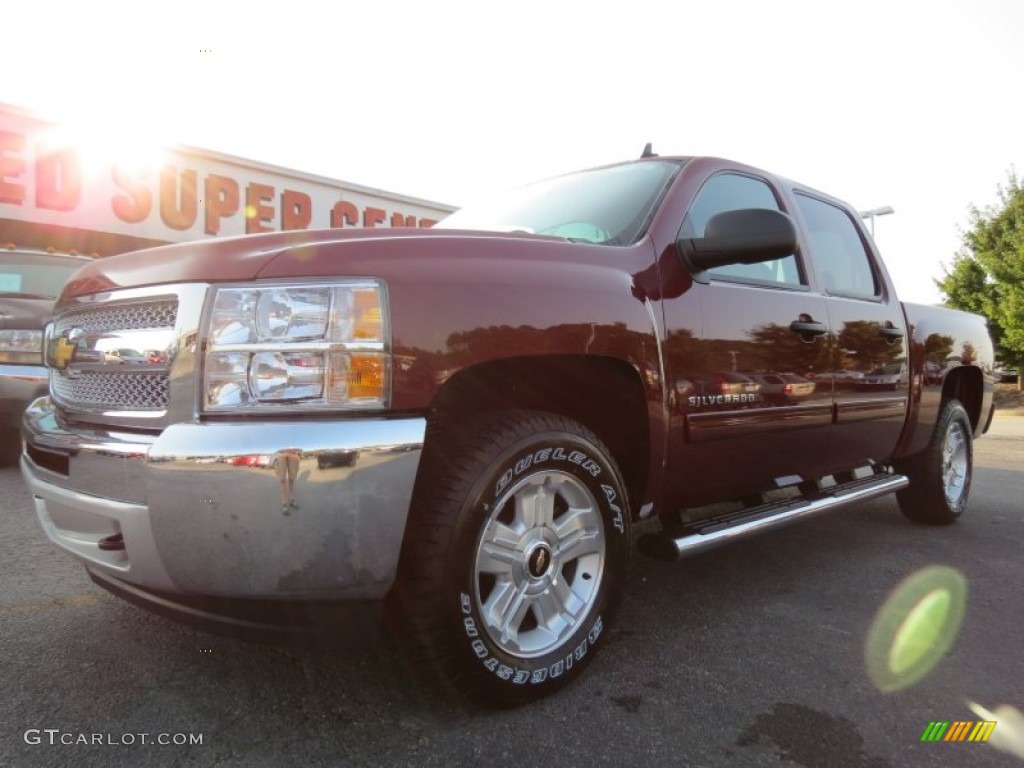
1;414;1022;767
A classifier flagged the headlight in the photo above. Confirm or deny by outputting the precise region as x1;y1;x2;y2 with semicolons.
0;329;43;365
202;281;388;412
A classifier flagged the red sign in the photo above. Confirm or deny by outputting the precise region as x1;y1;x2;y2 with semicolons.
0;106;453;244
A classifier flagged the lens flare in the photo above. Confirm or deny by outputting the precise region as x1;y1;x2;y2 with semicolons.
864;565;967;692
967;701;1024;759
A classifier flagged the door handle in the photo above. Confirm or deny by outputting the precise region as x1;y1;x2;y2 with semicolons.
879;326;904;339
789;320;828;336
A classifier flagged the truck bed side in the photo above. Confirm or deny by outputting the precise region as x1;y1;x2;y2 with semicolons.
894;301;995;462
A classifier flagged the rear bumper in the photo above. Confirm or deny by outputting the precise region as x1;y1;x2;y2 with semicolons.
22;396;425;601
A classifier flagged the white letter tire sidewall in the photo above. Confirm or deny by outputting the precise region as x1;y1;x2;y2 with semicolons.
446;424;629;703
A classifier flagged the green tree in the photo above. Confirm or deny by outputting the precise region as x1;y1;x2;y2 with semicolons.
937;171;1024;388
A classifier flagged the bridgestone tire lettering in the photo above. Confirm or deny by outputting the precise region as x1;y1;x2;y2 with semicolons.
389;410;631;707
458;588;601;687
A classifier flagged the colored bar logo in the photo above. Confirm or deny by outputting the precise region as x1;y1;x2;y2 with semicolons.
921;721;997;742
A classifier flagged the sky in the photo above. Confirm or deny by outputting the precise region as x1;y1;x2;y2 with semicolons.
3;0;1022;305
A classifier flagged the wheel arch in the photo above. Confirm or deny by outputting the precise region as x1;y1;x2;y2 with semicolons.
424;355;651;518
941;366;985;432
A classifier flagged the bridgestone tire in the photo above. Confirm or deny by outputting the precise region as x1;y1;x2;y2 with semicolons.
389;410;631;707
897;399;973;525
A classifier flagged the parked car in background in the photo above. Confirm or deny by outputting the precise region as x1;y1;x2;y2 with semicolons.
0;247;90;462
859;362;909;390
812;369;864;387
994;366;1019;384
750;372;816;404
103;349;148;364
696;371;761;396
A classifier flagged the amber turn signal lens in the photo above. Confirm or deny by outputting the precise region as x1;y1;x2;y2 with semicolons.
347;354;385;399
353;289;383;341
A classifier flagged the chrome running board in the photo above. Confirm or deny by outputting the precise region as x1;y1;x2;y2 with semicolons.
638;472;909;562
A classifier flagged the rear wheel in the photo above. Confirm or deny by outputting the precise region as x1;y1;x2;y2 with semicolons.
897;399;973;525
389;410;631;707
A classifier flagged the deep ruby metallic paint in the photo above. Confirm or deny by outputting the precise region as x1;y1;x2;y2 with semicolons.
53;156;995;517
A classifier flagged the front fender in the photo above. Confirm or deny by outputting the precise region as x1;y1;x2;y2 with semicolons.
256;231;666;411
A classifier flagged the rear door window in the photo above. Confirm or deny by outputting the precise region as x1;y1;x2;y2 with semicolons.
794;194;880;298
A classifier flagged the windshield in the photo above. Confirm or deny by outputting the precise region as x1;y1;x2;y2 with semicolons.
436;160;682;245
0;252;85;299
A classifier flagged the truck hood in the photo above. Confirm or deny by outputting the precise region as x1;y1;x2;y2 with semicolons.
60;228;566;300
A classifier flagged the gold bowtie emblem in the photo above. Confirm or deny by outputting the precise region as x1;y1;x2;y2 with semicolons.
52;337;76;369
48;330;82;370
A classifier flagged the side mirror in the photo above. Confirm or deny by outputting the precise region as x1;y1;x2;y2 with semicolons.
678;208;797;273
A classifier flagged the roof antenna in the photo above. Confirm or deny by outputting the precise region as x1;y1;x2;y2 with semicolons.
641;142;658;158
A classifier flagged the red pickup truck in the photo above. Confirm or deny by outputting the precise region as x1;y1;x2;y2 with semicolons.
21;154;994;707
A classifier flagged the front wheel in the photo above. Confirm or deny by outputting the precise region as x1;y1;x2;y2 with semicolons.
389;411;631;707
897;399;973;525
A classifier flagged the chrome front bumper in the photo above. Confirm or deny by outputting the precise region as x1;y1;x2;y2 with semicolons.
21;397;425;600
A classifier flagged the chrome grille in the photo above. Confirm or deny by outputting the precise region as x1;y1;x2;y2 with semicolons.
52;371;170;410
50;296;179;413
53;301;178;334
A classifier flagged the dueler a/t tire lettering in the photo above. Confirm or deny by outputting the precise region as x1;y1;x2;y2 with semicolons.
389;410;631;707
